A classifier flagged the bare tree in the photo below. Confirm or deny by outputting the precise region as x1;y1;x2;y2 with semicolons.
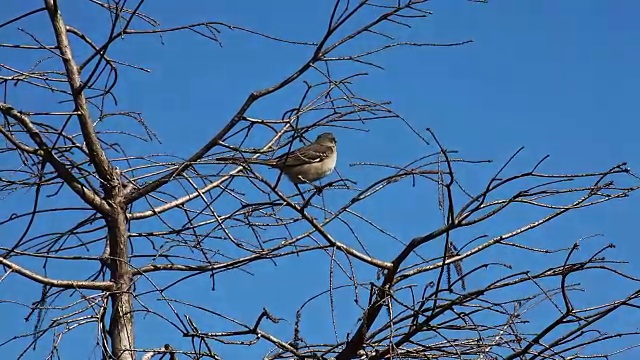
1;1;639;360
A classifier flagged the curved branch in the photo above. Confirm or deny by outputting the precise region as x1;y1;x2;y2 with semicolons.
44;0;114;185
0;256;114;290
0;103;111;213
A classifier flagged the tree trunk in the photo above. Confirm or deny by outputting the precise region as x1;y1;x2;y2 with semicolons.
107;197;134;360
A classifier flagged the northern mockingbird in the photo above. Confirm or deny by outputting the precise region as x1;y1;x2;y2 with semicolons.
217;132;337;185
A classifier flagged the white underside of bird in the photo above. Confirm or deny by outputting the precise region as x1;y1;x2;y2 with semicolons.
284;148;337;183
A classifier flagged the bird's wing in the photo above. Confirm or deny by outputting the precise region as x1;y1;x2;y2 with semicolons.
274;143;333;167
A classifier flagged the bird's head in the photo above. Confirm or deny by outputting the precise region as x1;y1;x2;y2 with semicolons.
316;132;336;146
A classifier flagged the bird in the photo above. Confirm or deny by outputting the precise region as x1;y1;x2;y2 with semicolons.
217;132;337;185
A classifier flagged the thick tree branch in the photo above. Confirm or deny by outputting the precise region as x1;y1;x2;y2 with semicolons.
44;0;114;184
0;103;111;213
0;256;114;290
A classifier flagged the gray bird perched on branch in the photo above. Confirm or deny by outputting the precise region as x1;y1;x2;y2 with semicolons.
217;132;337;185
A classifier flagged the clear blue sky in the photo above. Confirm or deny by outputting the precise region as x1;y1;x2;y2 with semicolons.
1;1;640;359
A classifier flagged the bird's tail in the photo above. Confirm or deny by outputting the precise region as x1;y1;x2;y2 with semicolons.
216;156;276;166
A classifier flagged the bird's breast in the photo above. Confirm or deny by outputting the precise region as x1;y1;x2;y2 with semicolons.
286;151;336;183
